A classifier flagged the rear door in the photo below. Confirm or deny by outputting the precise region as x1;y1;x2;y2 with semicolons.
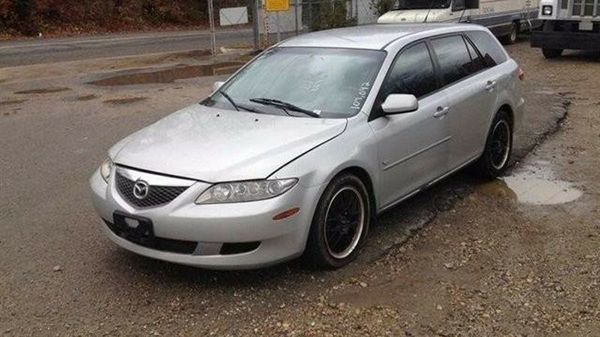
429;34;498;169
369;42;451;209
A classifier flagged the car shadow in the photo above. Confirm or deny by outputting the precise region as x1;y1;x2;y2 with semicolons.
547;50;600;63
106;169;484;289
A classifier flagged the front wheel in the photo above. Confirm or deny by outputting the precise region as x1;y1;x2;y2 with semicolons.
473;110;513;179
304;174;371;269
542;48;563;59
500;23;519;45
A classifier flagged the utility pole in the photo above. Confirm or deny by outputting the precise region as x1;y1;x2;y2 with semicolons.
308;0;313;30
294;0;299;35
207;0;216;56
253;0;260;50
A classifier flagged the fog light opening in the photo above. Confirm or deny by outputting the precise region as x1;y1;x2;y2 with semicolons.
273;207;300;221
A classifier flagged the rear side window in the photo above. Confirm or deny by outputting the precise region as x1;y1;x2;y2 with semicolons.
380;42;438;99
464;38;487;73
465;31;508;67
430;35;480;85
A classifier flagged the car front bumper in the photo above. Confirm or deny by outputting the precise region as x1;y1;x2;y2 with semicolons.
89;167;322;270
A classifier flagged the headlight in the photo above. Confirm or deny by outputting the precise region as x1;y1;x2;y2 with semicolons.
542;5;553;15
100;158;113;183
196;179;298;204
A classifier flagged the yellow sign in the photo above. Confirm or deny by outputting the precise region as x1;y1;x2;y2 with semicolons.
265;0;289;12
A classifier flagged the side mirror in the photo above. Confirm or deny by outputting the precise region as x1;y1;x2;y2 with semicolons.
465;0;479;9
213;81;225;92
381;94;418;114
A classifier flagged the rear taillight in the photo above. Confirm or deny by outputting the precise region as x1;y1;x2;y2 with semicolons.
518;68;525;81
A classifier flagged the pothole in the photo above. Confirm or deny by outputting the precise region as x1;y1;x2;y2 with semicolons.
0;99;27;106
14;87;70;94
88;62;244;86
75;94;100;101
103;97;148;105
480;161;583;205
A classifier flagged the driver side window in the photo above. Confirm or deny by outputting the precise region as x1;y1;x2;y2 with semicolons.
378;42;438;107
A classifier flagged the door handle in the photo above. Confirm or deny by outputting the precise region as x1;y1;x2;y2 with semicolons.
433;106;449;118
485;80;497;92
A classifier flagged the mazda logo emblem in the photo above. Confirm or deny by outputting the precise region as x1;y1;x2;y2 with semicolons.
133;180;150;200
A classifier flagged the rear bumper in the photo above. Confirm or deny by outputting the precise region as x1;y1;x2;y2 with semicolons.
531;31;600;50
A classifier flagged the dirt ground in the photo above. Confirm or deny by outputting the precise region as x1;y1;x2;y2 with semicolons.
0;40;599;336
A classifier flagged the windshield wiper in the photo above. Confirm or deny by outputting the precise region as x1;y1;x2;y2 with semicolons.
218;90;239;111
218;90;264;114
249;98;321;118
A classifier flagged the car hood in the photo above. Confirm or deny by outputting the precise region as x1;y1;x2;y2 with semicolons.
110;104;347;182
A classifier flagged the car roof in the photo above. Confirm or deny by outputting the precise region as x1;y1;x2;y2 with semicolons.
279;23;488;50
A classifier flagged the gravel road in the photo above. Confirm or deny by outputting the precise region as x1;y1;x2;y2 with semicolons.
0;40;598;336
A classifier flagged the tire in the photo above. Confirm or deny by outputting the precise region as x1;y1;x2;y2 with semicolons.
304;173;371;269
542;48;563;59
500;23;519;45
473;110;513;179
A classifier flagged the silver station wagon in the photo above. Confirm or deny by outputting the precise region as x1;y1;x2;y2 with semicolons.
90;24;525;270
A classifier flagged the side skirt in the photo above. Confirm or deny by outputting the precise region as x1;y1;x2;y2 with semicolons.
377;154;481;214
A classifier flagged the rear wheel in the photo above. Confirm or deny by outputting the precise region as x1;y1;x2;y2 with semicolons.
542;48;563;59
304;174;370;269
473;110;513;179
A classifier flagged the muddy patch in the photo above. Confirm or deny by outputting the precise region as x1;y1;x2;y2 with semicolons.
480;161;583;205
14;87;70;95
0;99;27;106
88;62;244;86
103;97;148;105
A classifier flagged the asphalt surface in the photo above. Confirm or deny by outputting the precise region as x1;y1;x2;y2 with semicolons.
1;40;598;336
0;29;255;67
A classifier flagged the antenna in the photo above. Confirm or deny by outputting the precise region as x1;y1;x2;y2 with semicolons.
423;0;436;23
458;8;467;23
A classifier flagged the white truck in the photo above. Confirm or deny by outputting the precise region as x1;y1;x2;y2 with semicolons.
531;0;600;58
378;0;541;44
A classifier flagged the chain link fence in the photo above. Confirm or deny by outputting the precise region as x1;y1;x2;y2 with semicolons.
206;0;380;54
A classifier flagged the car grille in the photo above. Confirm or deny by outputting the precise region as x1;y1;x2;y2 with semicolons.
115;171;189;208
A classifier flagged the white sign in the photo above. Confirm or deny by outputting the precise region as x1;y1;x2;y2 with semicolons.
219;7;249;26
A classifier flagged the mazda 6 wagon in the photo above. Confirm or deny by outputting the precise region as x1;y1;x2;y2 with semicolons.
90;24;525;269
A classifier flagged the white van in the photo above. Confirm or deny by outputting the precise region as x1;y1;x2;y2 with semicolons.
378;0;542;44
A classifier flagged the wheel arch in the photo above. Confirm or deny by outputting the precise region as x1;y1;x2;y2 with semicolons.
499;103;514;127
333;166;377;218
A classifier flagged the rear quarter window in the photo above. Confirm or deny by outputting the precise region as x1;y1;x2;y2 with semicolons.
465;31;508;67
430;35;477;86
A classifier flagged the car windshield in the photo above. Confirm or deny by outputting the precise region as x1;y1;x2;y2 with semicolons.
203;47;386;118
396;0;452;10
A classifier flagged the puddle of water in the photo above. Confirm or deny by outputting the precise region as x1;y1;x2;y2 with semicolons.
63;94;101;102
14;87;70;94
88;62;244;86
103;97;147;105
489;161;583;205
76;94;99;101
0;99;27;106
